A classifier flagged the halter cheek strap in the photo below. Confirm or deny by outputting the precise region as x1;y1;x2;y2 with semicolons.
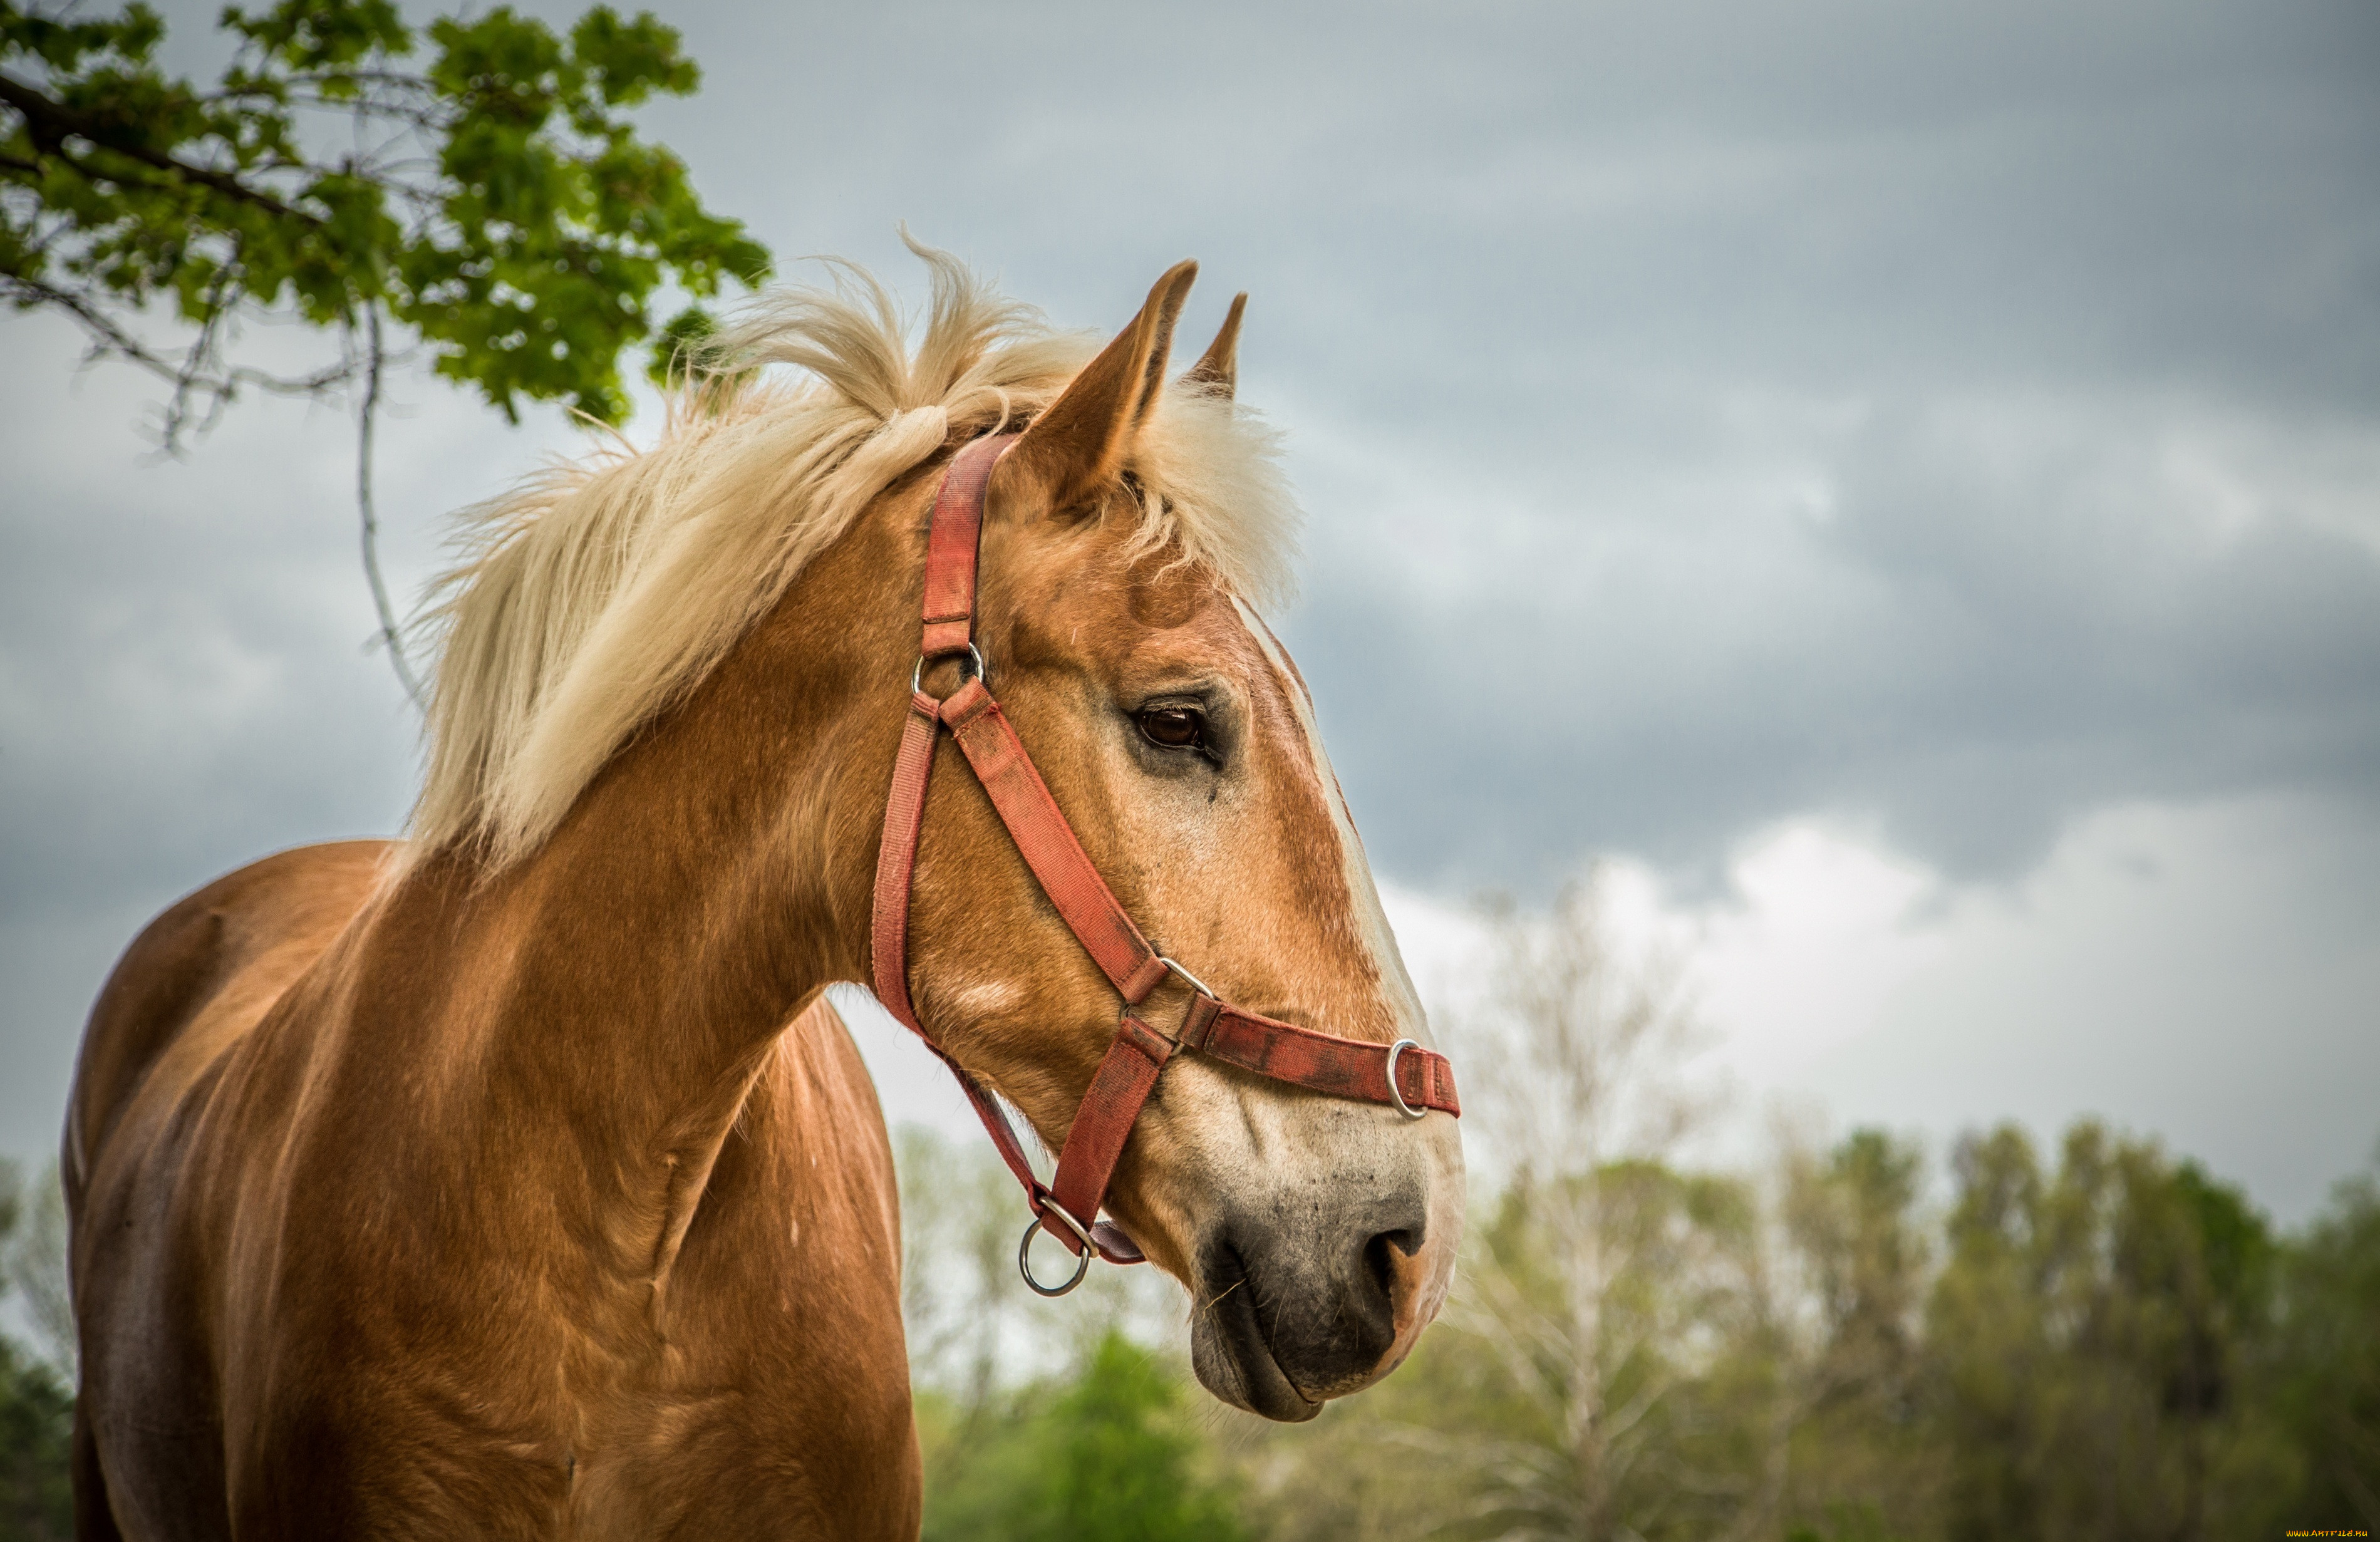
869;433;1460;1293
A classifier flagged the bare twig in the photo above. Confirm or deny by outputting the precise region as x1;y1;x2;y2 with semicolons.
354;308;425;711
1;272;356;417
158;252;244;448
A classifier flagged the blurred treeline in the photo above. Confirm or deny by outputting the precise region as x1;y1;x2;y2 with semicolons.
899;887;2380;1541
899;1120;2379;1542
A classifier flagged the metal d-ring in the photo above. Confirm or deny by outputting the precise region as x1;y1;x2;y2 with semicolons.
1385;1038;1427;1120
912;643;988;696
1018;1205;1096;1297
1154;955;1218;1000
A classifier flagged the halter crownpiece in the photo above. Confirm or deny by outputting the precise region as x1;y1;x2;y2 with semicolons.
869;433;1460;1295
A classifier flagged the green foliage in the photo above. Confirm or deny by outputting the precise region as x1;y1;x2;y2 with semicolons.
1925;1121;2302;1542
1227;1156;1792;1542
0;1162;73;1542
1;0;770;432
1791;1129;1929;1393
1224;1123;2378;1541
1782;1130;1941;1537
2266;1167;2380;1528
0;1164;70;1385
1785;1502;1915;1542
0;1337;72;1542
920;1330;1250;1542
1464;1159;1779;1538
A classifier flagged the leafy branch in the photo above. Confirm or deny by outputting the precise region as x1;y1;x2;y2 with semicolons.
2;0;771;706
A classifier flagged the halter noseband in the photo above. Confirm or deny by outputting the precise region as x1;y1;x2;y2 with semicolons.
869;433;1461;1296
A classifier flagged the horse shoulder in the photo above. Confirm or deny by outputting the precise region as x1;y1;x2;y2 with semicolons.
67;840;396;1196
68;839;399;1539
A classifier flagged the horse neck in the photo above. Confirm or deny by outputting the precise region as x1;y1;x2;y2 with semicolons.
378;497;916;1256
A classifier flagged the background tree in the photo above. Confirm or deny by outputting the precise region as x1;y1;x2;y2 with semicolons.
1925;1122;2301;1542
1227;877;1803;1542
1;0;771;701
0;1162;67;1385
921;1332;1250;1542
1434;879;1752;1539
1777;1129;1941;1538
0;1162;71;1542
2262;1159;2380;1528
896;1115;1194;1528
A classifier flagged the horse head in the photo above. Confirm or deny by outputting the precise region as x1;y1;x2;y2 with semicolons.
886;262;1466;1421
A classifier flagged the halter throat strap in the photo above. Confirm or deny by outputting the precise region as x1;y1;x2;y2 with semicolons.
868;433;1459;1288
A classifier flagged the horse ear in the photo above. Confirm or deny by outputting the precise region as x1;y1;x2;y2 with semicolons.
995;259;1198;517
1184;292;1246;401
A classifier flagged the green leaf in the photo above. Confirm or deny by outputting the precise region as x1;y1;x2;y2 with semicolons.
4;0;773;432
648;301;712;388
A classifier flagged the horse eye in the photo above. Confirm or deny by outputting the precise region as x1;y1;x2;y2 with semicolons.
1137;706;1206;750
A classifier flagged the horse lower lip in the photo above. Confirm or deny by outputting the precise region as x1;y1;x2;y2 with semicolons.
1196;1250;1321;1422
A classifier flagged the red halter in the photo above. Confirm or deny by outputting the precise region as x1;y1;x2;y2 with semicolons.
870;434;1461;1295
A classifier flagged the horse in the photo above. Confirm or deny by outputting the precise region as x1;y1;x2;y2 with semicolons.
63;245;1467;1539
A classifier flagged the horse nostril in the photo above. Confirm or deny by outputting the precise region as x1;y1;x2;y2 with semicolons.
1361;1226;1422;1313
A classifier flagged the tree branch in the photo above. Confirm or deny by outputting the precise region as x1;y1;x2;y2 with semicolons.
0;70;321;225
354;308;425;711
1;272;361;453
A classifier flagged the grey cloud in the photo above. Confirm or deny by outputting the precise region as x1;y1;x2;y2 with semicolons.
1285;390;2380;887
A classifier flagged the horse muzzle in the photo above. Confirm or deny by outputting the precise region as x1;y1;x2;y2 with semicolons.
1188;1174;1454;1422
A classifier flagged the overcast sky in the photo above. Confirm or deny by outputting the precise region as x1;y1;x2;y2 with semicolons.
4;0;2376;1221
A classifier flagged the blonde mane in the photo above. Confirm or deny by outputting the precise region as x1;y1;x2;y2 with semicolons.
408;243;1300;869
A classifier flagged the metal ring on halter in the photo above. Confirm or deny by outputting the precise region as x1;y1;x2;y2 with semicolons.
911;643;988;696
1154;955;1218;1000
1384;1038;1426;1120
1018;1204;1097;1297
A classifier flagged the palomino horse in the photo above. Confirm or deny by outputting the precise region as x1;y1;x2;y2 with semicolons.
65;247;1466;1538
